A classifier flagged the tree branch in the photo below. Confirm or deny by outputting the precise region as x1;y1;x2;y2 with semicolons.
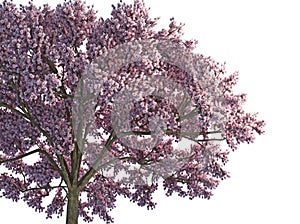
0;149;40;165
0;69;23;77
78;131;117;191
20;184;68;193
0;102;29;120
178;107;200;122
118;129;222;139
2;79;72;188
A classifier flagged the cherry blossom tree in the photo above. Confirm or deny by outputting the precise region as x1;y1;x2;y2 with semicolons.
0;0;265;224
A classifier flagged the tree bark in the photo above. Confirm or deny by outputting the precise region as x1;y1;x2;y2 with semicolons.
66;187;79;224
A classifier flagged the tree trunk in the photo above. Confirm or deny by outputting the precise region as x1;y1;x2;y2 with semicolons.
66;188;79;224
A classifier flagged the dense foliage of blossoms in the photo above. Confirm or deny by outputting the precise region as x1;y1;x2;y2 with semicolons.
0;0;265;223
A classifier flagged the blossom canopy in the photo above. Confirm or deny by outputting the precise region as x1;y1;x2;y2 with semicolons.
0;0;265;223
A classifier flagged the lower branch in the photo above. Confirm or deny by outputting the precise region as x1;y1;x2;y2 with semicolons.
0;149;40;165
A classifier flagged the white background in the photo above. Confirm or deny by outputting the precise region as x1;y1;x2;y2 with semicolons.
1;0;299;223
